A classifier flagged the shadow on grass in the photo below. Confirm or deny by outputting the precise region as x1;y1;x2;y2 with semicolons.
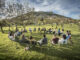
29;44;80;60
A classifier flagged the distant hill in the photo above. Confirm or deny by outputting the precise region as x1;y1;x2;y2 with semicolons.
6;11;77;25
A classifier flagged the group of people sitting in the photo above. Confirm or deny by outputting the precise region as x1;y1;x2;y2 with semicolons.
29;27;41;33
51;30;73;44
28;27;64;35
8;28;73;50
8;29;47;46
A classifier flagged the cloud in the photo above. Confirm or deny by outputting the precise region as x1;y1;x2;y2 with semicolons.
28;0;80;19
0;0;80;19
30;0;70;16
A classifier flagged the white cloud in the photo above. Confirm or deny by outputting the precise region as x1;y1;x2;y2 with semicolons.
30;0;80;19
33;0;70;16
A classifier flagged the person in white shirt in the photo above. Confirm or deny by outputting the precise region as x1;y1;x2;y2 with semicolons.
58;34;67;44
8;31;15;41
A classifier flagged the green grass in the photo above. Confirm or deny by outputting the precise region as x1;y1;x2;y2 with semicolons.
0;24;80;60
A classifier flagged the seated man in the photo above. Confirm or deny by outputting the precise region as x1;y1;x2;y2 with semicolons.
37;35;48;46
51;35;59;44
29;36;37;46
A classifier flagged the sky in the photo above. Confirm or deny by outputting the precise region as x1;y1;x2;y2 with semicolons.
27;0;80;19
0;0;80;19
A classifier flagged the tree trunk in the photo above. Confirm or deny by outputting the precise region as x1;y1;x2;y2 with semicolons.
9;26;10;31
0;26;4;33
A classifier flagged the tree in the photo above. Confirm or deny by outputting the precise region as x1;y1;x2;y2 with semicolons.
0;21;4;33
0;20;6;33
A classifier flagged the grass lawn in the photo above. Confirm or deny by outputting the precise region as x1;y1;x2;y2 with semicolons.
0;24;80;60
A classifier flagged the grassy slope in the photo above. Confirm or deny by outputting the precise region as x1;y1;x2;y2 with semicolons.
0;24;80;60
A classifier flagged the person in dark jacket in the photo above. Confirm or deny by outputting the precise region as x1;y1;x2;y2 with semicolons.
37;35;48;46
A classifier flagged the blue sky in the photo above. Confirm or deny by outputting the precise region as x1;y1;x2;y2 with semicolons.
2;0;80;19
27;0;80;19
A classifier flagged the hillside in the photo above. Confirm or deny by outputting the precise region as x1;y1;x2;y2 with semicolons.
6;11;77;25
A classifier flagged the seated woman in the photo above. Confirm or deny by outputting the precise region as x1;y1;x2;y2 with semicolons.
58;34;67;44
37;35;48;46
29;36;37;46
51;35;59;44
8;31;15;41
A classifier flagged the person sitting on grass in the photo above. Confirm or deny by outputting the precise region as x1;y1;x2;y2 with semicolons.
15;30;22;36
15;28;19;32
58;34;67;44
20;33;30;44
53;28;57;35
51;35;59;44
58;28;61;36
24;28;27;32
38;27;40;31
61;29;64;35
8;31;15;41
29;36;37;46
25;36;37;51
37;35;48;46
66;30;69;35
29;28;32;33
66;31;73;44
34;28;36;32
49;28;53;33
